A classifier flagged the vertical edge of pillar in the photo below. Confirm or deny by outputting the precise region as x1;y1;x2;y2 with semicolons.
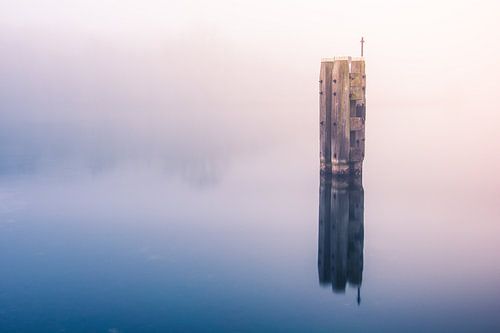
349;59;366;176
319;60;334;174
332;59;350;176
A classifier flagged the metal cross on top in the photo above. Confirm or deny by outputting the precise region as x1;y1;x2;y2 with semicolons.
360;37;365;57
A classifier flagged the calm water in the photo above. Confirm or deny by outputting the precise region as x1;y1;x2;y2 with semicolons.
0;141;499;333
2;0;500;330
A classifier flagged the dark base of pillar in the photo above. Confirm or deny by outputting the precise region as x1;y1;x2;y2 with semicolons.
320;162;363;178
320;162;332;174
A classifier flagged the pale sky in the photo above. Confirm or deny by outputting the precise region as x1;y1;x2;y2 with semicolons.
0;0;499;188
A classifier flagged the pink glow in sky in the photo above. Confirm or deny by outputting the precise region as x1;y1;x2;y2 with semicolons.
0;0;499;191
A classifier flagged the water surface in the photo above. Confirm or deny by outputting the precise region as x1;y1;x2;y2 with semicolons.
1;141;499;333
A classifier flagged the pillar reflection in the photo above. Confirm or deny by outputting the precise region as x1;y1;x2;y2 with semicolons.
318;175;364;304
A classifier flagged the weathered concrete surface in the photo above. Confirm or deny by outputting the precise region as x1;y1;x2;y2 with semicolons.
332;59;350;175
319;57;366;176
349;59;366;175
319;60;334;173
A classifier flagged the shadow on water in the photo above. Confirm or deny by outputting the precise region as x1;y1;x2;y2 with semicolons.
318;174;364;305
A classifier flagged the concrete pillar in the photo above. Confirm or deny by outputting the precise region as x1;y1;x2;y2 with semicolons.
319;57;366;176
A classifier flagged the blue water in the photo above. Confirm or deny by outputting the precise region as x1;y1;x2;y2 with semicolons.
0;145;499;332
